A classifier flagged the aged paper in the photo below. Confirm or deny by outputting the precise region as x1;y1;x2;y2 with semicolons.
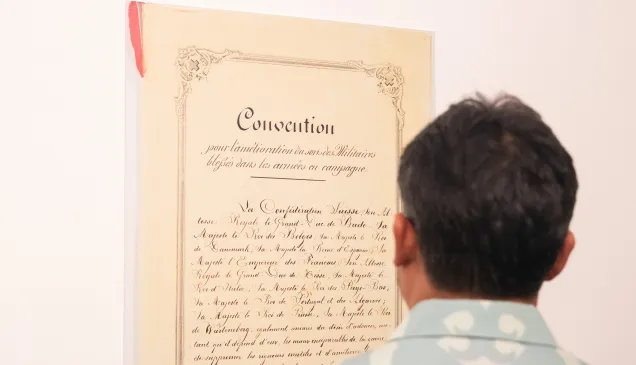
136;4;432;365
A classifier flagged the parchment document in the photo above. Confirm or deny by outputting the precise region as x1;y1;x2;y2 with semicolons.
136;4;432;365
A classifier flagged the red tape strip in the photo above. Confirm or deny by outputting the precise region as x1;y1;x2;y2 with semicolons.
128;1;144;77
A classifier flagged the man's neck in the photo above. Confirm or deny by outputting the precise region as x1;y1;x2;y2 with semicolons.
407;290;538;309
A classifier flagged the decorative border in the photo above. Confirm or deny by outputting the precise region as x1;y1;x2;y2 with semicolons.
173;47;406;365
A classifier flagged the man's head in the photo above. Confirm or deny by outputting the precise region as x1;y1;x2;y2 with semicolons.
393;93;578;307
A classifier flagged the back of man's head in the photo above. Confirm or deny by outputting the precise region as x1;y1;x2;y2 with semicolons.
396;93;578;301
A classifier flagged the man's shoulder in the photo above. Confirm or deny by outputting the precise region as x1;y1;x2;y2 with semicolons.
337;339;588;365
336;298;589;365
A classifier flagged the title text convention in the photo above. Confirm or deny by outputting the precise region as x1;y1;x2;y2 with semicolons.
237;107;335;135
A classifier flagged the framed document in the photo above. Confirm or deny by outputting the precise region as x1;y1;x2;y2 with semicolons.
133;3;432;365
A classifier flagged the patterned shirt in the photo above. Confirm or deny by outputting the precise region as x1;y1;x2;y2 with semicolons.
338;299;586;365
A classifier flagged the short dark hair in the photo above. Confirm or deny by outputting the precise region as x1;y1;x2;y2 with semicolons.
398;93;578;298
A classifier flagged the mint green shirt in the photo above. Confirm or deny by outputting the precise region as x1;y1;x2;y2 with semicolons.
339;299;586;365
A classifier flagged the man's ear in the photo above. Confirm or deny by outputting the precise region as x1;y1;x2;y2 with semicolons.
393;213;418;267
546;230;575;281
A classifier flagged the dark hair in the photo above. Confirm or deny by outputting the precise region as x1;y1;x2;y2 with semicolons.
398;93;578;298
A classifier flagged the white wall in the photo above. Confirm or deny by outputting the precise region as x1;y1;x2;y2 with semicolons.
4;0;634;364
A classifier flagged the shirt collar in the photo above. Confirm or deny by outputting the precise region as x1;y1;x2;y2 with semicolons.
390;299;558;348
